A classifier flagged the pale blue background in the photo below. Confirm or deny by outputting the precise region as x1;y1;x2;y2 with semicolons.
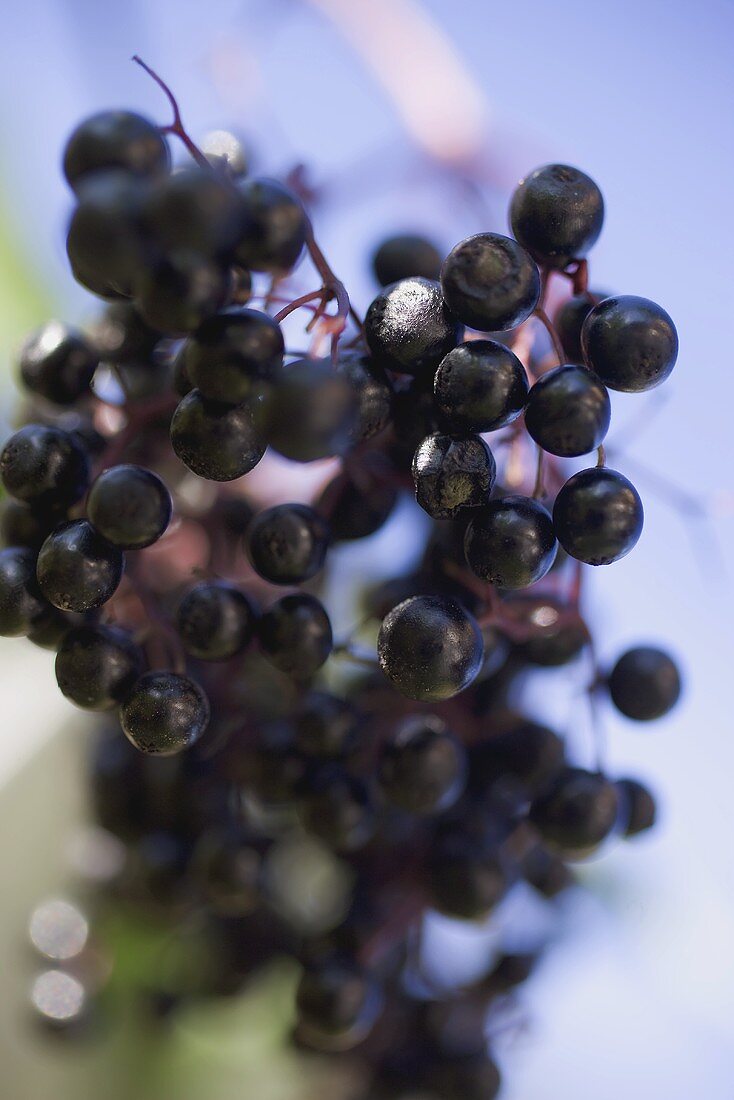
0;1;732;1096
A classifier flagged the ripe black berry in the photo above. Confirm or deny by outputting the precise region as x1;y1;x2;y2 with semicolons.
553;467;643;566
62;110;170;192
0;425;89;509
510;164;604;268
464;496;557;589
266;359;356;462
616;777;657;837
412;433;496;519
607;645;681;720
524;363;611;457
66;170;147;299
170;389;266;481
36;520;124;612
176;580;256;661
581;295;678;392
0;500;65;552
142;168;245;260
55;624;143;710
134;251;231;335
19;322;98;406
258;593;333;678
372;233;442;285
530;767;619;856
184;308;284;404
433;339;528;433
234;177;307;274
336;352;393;442
120;671;210;755
0;546;48;636
325;479;397;543
440;233;540;331
365;277;462;377
247;504;330;585
295;959;381;1047
377;595;483;701
378;715;466;815
87;464;172;550
554;292;609;363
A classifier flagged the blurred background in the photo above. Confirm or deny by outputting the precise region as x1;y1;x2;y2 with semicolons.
0;0;733;1096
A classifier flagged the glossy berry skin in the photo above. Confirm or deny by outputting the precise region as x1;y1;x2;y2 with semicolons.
377;595;483;701
510;164;604;268
185;309;284;404
66;170;146;299
63;110;169;191
464;496;556;589
36;520;124;612
0;547;47;636
581;295;678;392
378;715;466;815
298;768;375;852
134;252;231;335
440;233;540;332
294;692;361;758
176;581;256;661
170;389;266;481
266;360;356;462
247;503;330;584
412;433;496;520
0;425;89;509
258;594;333;678
234;177;307;273
365;277;462;377
530;767;619;856
554;292;609;363
608;645;681;720
524;363;611;457
372;233;442;285
553;467;643;566
19;322;98;406
119;671;210;756
87;465;172;549
336;352;392;443
55;624;143;710
433;339;528;433
142;169;245;260
295;960;381;1046
616;777;657;837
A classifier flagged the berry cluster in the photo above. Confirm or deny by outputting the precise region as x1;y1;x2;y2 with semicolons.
3;67;682;1093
